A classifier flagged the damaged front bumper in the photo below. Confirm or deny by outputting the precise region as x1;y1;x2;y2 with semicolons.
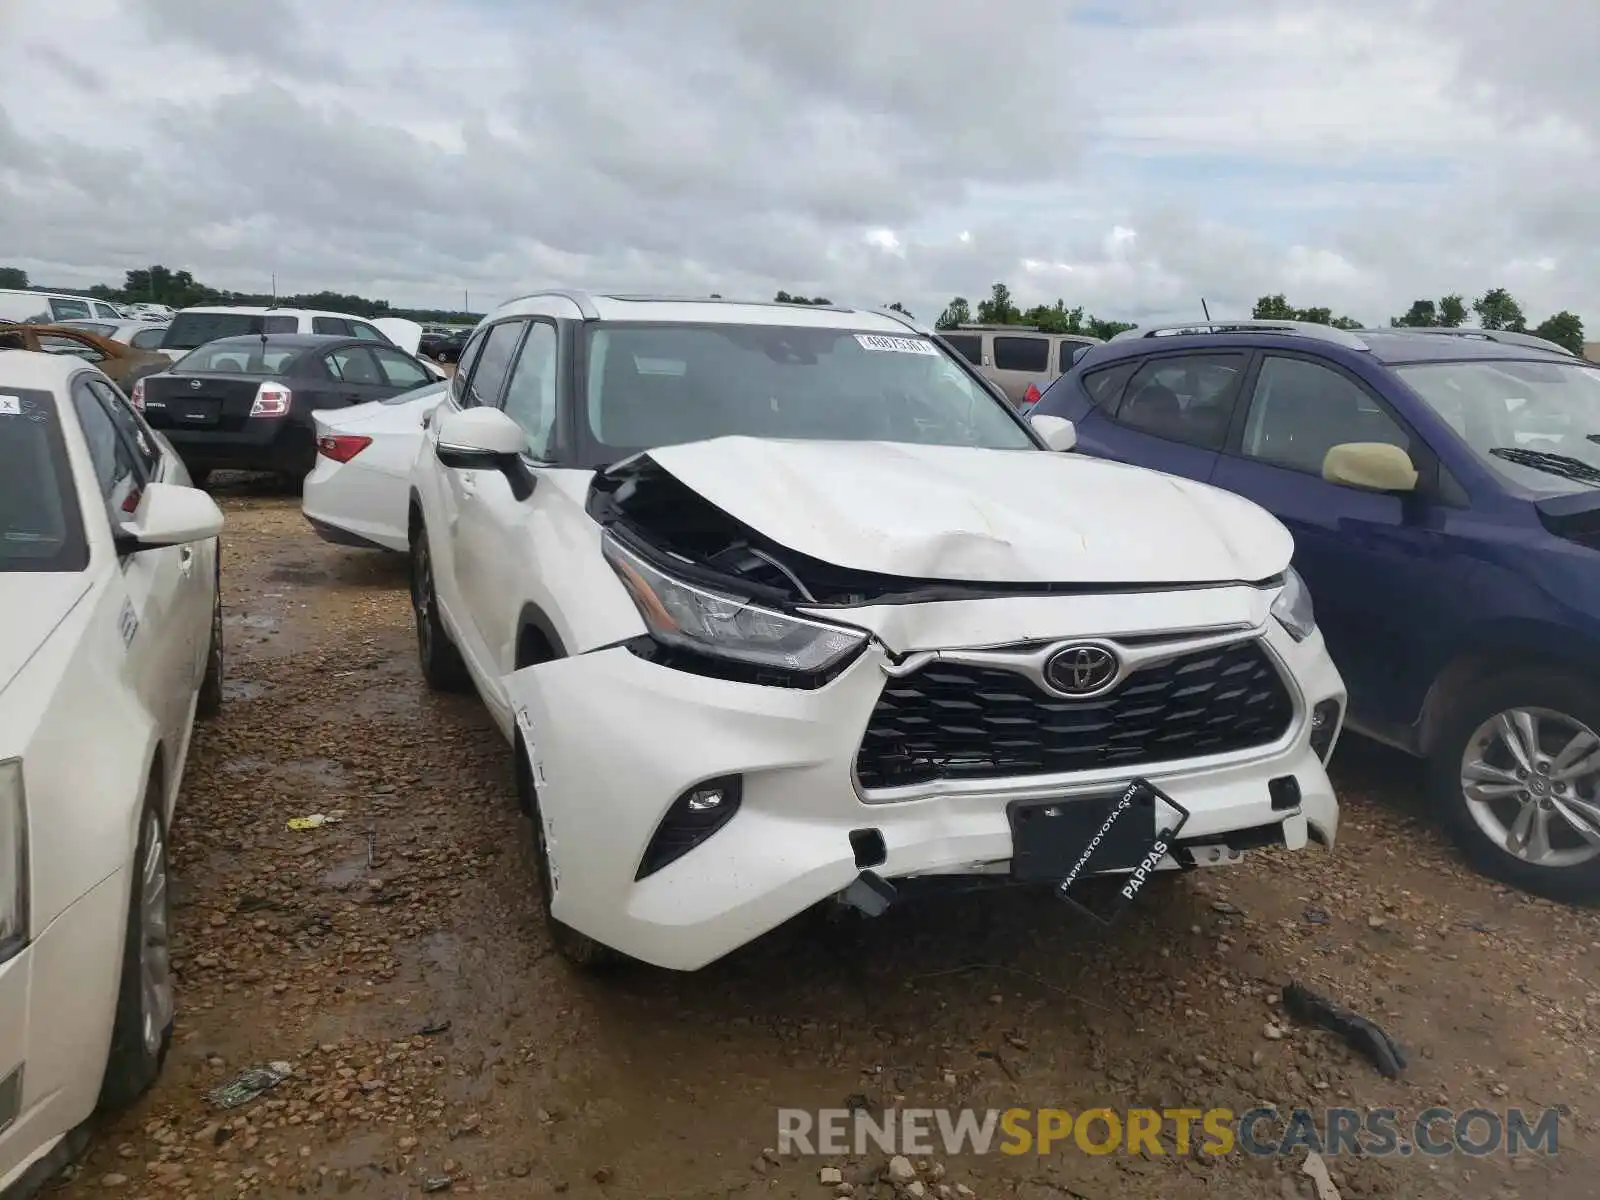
506;589;1344;972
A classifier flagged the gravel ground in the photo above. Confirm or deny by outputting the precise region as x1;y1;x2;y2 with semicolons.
49;481;1600;1200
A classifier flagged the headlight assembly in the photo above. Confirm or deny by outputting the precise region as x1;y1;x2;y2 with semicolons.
602;534;867;681
1270;566;1316;642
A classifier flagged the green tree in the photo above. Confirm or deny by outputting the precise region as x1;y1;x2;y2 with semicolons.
0;266;27;289
886;301;914;318
1391;300;1438;327
774;291;831;306
1085;316;1135;340
1252;294;1296;320
974;282;1020;325
1532;311;1585;355
1473;287;1527;332
1330;316;1363;330
936;296;972;329
1438;294;1467;327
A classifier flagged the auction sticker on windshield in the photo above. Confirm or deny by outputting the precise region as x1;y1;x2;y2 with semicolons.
855;334;940;356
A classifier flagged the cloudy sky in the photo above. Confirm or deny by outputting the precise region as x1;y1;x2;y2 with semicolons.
1;0;1596;328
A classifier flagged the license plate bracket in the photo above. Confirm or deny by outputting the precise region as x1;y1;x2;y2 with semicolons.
1008;777;1191;925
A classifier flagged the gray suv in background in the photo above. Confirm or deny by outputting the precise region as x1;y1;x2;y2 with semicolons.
939;324;1101;404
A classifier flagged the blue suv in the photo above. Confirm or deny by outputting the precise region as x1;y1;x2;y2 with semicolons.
1030;320;1600;902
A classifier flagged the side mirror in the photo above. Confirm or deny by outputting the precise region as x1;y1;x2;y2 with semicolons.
117;482;224;552
1030;413;1077;452
1322;442;1418;492
435;407;533;499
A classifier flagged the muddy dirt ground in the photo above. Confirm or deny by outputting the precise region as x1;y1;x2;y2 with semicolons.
51;481;1600;1200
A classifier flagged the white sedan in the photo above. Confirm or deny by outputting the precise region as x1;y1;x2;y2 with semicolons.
302;380;447;552
0;350;224;1192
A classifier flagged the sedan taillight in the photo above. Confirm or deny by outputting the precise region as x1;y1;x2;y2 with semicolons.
250;382;292;418
318;434;372;463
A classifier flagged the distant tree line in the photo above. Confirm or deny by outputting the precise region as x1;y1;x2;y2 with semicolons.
0;264;482;326
933;284;1135;341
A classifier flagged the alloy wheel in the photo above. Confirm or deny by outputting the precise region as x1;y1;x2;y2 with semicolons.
1460;706;1600;868
139;813;174;1056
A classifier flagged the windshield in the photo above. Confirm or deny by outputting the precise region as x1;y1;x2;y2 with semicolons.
175;341;298;374
581;324;1034;459
0;389;89;571
1399;360;1600;494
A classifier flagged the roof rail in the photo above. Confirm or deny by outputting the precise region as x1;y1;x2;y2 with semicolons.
604;294;859;314
952;323;1043;332
1367;327;1576;357
874;306;934;335
1110;319;1370;351
502;289;600;319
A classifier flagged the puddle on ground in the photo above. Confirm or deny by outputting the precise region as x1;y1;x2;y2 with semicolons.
266;565;325;585
319;855;369;890
222;678;271;701
221;755;270;775
225;612;279;631
277;757;349;791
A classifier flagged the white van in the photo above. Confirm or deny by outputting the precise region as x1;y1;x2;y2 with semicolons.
0;287;124;324
157;306;425;359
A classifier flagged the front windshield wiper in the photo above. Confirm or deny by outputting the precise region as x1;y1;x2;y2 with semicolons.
1488;446;1600;487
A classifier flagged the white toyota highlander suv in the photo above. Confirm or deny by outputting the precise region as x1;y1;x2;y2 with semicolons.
406;293;1346;971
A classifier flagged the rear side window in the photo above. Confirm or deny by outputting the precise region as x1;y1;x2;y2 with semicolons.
993;335;1048;373
1111;353;1247;451
130;327;167;350
1059;341;1093;372
72;378;151;523
0;387;88;571
942;333;982;365
349;322;387;343
93;302;121;320
450;330;486;404
263;315;297;333
313;317;352;336
324;347;384;385
48;297;93;320
163;312;261;350
465;321;525;407
372;348;429;390
88;378;160;476
1083;361;1137;409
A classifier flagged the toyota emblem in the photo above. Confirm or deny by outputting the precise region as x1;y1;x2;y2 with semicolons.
1044;644;1120;697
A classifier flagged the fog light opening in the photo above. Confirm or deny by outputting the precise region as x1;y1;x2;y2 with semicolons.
635;775;743;881
1310;699;1342;763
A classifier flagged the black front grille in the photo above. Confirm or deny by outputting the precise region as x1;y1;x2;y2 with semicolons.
855;639;1295;790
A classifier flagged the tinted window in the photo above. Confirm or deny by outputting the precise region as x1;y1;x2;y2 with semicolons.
1241;356;1409;476
583;324;1033;458
1112;353;1246;450
0;388;88;571
500;322;558;458
72;378;149;520
93;302;121;319
348;322;387;342
372;347;430;390
313;317;352;336
993;335;1048;373
943;333;982;365
263;315;297;333
49;298;93;320
324;347;384;385
88;378;160;476
163;312;263;350
38;334;106;362
0;293;50;323
450;329;486;404
130;327;167;350
1059;341;1093;372
1083;361;1136;409
176;341;297;374
466;321;525;407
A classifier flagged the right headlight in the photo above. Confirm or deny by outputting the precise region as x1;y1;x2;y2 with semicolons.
0;759;29;966
1270;566;1316;642
602;533;867;679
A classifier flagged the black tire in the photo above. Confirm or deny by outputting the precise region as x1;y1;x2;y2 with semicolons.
196;549;223;720
515;731;618;970
409;527;471;692
98;787;174;1110
1430;669;1600;904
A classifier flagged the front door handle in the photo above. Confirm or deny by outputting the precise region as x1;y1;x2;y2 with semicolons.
178;547;195;577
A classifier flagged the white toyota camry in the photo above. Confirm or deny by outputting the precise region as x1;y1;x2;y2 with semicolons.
407;294;1346;972
0;351;224;1191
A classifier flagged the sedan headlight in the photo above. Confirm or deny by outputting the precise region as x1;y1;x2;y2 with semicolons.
0;760;28;965
602;534;867;677
1270;566;1316;642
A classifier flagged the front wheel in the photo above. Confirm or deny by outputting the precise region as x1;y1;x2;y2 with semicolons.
1431;670;1600;903
98;790;174;1109
409;528;471;692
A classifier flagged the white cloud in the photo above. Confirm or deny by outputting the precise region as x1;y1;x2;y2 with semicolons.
0;0;1597;331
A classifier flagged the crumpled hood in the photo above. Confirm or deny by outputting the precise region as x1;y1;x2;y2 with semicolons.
641;437;1292;584
0;573;90;698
